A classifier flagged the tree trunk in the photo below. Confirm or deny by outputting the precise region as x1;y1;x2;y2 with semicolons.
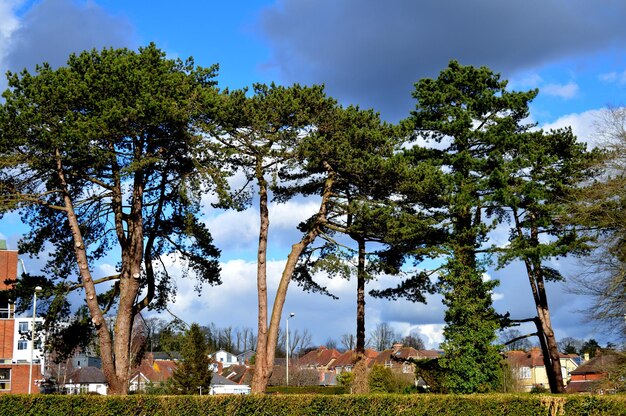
55;149;125;393
356;238;366;355
251;164;335;393
513;211;565;394
251;160;270;394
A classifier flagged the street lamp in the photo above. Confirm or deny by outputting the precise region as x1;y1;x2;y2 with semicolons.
28;286;42;394
286;312;295;386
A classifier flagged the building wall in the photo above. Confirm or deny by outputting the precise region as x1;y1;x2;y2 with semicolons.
0;363;42;394
0;320;15;363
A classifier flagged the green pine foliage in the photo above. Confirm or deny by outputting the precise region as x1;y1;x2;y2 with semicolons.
409;61;538;393
169;323;212;395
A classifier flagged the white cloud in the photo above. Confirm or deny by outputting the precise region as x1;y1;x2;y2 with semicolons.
541;108;604;145
542;82;579;99
415;324;445;349
599;70;626;85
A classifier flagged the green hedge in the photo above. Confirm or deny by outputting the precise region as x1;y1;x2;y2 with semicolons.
0;394;624;416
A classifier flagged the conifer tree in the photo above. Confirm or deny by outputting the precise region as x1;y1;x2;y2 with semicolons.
170;323;212;394
409;61;537;393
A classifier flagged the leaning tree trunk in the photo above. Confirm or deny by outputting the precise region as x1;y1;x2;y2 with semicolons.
355;237;366;356
251;163;271;394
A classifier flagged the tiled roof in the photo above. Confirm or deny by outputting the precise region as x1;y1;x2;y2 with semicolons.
571;351;626;375
507;348;583;368
68;367;106;384
132;354;177;383
223;364;249;384
331;349;379;369
296;347;341;368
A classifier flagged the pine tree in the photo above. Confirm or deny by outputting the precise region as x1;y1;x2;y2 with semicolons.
170;323;212;394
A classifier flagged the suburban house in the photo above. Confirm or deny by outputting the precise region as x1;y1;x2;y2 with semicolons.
506;348;581;392
236;350;255;365
64;366;107;395
567;350;626;394
209;373;251;395
129;352;177;393
296;346;341;370
371;344;441;373
330;349;378;373
222;364;252;385
209;349;238;372
0;241;45;394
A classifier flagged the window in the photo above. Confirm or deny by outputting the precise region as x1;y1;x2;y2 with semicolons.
17;339;28;350
18;322;28;333
0;368;10;390
519;367;531;379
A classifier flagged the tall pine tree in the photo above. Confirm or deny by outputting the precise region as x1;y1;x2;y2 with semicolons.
409;61;537;393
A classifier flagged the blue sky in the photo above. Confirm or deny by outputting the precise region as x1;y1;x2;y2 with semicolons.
1;0;625;349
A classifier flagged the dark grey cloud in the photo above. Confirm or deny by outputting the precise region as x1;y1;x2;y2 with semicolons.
5;0;135;73
258;0;626;120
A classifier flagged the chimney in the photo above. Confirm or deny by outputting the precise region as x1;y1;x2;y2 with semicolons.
583;352;590;362
392;343;403;353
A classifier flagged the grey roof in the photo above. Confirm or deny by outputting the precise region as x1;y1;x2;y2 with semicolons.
210;374;238;386
68;367;106;384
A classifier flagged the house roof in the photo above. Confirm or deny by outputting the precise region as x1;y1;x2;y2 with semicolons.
211;373;238;386
331;349;378;369
222;364;249;384
132;356;177;384
570;351;626;375
296;346;341;368
67;367;106;384
506;348;581;368
371;346;441;367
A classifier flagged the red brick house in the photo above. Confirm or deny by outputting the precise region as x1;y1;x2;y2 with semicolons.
0;241;43;394
567;350;626;394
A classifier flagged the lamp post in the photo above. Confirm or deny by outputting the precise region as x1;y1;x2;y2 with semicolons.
28;286;42;394
286;312;295;386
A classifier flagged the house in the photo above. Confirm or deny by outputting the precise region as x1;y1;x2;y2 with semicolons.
129;352;177;393
209;373;251;395
236;350;255;365
330;349;378;374
0;241;45;394
506;348;581;392
296;346;341;370
209;349;238;372
371;344;441;373
567;350;626;394
64;366;107;395
222;364;251;384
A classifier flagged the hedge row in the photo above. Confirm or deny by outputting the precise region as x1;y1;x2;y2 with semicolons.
0;394;625;416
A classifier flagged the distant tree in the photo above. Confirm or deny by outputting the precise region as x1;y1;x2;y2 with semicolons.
369;322;398;352
169;323;212;394
558;337;584;355
340;333;356;352
324;337;339;350
581;339;601;358
569;107;626;341
401;331;426;350
499;329;532;352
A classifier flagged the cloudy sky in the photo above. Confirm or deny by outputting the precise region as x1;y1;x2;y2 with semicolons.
1;0;626;349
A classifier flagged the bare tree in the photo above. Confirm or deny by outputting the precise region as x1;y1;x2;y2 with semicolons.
325;337;339;350
369;323;398;351
401;331;426;350
499;329;532;352
340;333;356;351
570;106;626;341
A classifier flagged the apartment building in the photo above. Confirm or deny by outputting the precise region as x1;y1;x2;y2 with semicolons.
0;240;44;394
